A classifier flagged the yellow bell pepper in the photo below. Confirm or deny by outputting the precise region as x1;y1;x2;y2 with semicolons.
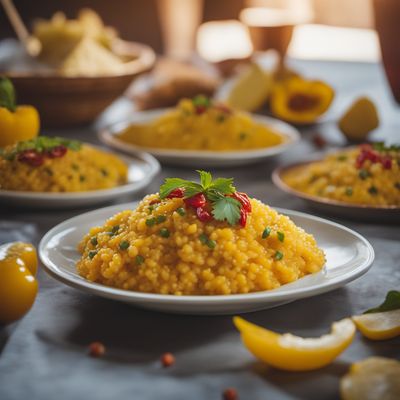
0;242;38;323
0;77;40;147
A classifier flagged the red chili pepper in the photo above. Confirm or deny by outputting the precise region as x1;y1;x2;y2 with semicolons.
184;193;206;208
195;105;207;115
381;156;392;169
47;145;67;158
167;188;185;199
196;207;213;222
231;192;252;213
239;208;247;227
17;149;44;167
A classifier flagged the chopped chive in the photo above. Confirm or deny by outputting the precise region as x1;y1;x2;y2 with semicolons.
368;186;378;195
79;175;86;182
156;215;167;224
176;207;185;216
207;239;216;249
159;228;170;238
345;187;353;196
119;240;129;250
277;231;285;242
111;225;120;234
199;233;208;244
337;155;347;161
72;163;79;171
146;218;156;227
358;169;370;180
100;168;108;177
90;237;98;246
262;227;271;239
44;167;53;176
216;114;225;123
88;250;97;259
135;255;144;265
148;205;154;214
274;251;283;261
239;132;247;141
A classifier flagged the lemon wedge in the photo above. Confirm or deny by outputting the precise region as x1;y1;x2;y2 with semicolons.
341;357;400;400
352;309;400;340
233;316;356;371
225;63;272;112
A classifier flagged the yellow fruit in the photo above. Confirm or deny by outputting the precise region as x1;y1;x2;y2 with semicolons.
339;97;379;142
341;357;400;400
0;242;38;323
226;63;272;112
233;316;355;371
352;309;400;340
270;77;334;124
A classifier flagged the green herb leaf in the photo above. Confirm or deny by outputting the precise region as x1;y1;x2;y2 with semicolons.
88;250;97;259
274;251;283;260
197;170;213;189
277;231;285;242
262;227;271;239
176;207;185;216
135;255;144;265
146;218;156;227
90;237;98;246
119;240;129;250
0;77;16;112
345;187;353;196
209;177;236;195
364;291;400;314
212;197;241;225
159;228;170;238
156;215;167;224
159;178;203;199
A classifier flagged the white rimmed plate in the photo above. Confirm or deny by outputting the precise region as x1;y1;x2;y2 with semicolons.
39;202;374;315
98;109;300;167
0;151;160;209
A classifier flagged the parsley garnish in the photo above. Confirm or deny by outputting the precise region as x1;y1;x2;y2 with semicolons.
159;171;242;225
364;290;400;314
262;227;271;239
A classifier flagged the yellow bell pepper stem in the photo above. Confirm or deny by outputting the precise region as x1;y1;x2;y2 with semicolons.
0;77;40;147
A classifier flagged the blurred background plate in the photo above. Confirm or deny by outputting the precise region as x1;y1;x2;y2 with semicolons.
98;109;300;167
272;161;400;222
0;150;160;209
39;203;374;315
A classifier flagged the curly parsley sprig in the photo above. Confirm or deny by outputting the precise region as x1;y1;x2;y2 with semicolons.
159;170;242;225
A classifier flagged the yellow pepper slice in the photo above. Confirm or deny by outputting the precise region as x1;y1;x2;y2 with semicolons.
0;242;38;323
0;78;40;147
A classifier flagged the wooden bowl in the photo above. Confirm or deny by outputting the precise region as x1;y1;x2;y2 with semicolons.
6;40;156;128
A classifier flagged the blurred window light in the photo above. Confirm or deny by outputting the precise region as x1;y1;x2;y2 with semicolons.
196;20;253;63
288;24;381;62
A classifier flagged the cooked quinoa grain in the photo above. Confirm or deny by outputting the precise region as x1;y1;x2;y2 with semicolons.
77;194;325;295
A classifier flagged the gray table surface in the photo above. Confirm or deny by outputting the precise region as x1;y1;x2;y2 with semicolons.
0;60;399;400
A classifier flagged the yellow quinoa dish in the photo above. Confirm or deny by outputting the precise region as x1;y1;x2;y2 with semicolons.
116;96;285;152
283;143;400;206
0;136;127;192
77;172;325;295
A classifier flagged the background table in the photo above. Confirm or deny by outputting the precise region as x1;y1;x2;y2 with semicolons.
0;60;399;400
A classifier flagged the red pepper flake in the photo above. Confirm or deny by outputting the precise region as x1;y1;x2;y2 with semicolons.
238;208;247;228
160;352;175;368
184;193;206;208
356;144;393;169
47;145;68;158
17;149;45;167
88;341;105;357
196;206;213;222
222;388;238;400
312;134;326;149
167;188;185;199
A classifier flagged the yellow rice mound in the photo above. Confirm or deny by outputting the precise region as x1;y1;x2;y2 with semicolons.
0;144;127;192
117;98;285;151
283;147;400;206
77;194;325;295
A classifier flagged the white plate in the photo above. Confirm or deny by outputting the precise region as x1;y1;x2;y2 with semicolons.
0;151;160;209
39;202;374;315
98;109;300;167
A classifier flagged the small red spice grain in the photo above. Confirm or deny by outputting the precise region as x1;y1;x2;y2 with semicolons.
88;341;105;357
222;387;238;400
312;134;326;149
160;352;175;368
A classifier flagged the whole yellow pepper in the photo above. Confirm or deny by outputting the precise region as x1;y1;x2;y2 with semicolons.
0;242;38;323
0;77;40;147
